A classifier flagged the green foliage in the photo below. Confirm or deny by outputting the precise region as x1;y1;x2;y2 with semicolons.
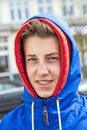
74;33;83;51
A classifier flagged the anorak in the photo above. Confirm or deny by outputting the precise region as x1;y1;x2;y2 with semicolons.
0;13;87;130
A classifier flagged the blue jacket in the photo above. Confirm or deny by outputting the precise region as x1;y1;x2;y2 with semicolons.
0;13;87;130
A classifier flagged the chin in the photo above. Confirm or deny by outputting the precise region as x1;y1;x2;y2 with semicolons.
39;94;52;99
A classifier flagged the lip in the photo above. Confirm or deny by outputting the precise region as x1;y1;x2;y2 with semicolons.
36;80;53;88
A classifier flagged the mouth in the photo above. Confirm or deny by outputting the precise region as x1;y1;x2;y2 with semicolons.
36;80;53;88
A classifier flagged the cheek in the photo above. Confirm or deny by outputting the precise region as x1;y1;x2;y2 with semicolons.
53;69;61;79
51;65;61;83
25;64;33;79
51;63;61;76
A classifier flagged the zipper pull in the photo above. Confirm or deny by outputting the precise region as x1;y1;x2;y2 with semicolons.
43;105;49;125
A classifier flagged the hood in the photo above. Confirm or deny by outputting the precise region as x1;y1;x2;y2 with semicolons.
14;13;81;101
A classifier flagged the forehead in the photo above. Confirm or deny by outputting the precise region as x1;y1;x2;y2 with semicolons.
24;36;60;55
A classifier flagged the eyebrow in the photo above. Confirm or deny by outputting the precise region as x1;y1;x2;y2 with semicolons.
46;52;60;57
25;54;36;57
25;52;60;58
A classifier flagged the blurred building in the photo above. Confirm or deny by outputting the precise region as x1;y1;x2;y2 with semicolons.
0;0;87;81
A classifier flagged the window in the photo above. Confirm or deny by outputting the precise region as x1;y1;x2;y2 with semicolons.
70;5;74;15
38;0;53;14
62;0;74;17
38;7;44;14
18;9;22;19
25;8;29;18
0;56;8;73
9;0;29;22
63;4;74;16
81;0;87;15
10;9;15;20
82;4;87;14
0;36;8;50
63;6;67;16
0;37;8;43
47;6;53;13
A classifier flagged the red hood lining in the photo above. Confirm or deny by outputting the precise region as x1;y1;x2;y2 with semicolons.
15;18;71;98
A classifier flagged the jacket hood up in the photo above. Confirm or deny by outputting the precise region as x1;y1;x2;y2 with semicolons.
15;13;81;101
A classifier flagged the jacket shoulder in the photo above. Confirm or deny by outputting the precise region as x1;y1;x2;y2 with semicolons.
0;104;25;130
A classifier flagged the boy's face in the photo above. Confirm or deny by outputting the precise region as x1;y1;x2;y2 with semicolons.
24;36;61;98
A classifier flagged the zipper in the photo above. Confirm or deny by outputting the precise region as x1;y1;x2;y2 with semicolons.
43;105;49;125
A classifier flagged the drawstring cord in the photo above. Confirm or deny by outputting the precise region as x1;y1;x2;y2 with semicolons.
31;100;62;130
31;101;35;130
56;99;62;130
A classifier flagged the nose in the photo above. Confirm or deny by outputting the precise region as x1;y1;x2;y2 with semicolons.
37;62;49;76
